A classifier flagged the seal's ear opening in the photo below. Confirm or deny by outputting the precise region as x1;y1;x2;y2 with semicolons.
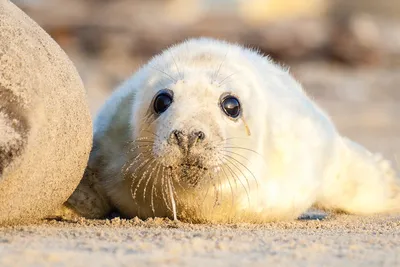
0;88;29;179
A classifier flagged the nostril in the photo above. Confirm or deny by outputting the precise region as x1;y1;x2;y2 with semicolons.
173;130;182;138
171;130;183;143
196;131;205;141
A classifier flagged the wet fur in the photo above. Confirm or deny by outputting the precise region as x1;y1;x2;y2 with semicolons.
67;38;400;223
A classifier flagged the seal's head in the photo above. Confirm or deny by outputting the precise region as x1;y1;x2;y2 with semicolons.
137;79;248;186
120;38;297;221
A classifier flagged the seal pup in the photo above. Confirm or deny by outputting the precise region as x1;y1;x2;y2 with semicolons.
68;38;400;223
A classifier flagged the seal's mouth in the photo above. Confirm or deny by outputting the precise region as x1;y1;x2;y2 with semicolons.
164;163;209;188
179;163;208;171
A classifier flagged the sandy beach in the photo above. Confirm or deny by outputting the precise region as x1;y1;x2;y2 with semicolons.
1;213;400;267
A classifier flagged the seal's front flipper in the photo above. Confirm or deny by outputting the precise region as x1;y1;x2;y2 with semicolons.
316;137;400;214
66;167;112;219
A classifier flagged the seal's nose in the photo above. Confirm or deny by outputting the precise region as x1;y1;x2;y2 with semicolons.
170;130;205;150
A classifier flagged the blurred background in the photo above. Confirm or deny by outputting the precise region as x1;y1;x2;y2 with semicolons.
11;0;400;162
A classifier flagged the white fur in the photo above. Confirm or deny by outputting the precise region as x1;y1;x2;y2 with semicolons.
80;38;400;222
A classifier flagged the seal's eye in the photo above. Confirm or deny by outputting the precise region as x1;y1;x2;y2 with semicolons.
154;91;173;114
221;95;241;118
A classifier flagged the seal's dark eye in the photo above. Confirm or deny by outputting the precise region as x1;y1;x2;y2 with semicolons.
154;92;173;114
221;95;241;118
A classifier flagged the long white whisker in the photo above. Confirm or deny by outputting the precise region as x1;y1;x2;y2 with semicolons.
222;155;251;192
161;168;172;212
219;162;235;209
143;160;159;202
168;171;178;221
223;146;264;157
123;151;151;176
142;129;160;138
222;153;259;191
130;158;155;203
150;163;162;216
222;157;250;206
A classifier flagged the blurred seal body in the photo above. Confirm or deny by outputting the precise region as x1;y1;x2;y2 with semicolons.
68;38;400;223
0;1;92;225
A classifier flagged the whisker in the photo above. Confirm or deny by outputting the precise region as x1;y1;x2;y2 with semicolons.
154;165;163;199
137;113;157;134
212;50;228;84
140;112;154;126
167;170;178;221
221;157;250;206
133;136;155;141
128;145;153;152
219;157;238;192
161;168;172;212
130;158;156;204
170;176;180;205
217;71;239;87
218;137;252;144
201;179;211;207
219;163;235;209
170;50;183;80
150;163;162;216
150;65;177;83
123;151;152;175
221;150;252;162
127;137;155;146
130;140;155;144
222;153;259;191
142;115;164;133
143;160;159;202
142;129;160;138
208;168;222;209
213;180;219;208
172;171;189;194
217;168;223;208
222;147;269;177
223;146;264;157
222;155;251;193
